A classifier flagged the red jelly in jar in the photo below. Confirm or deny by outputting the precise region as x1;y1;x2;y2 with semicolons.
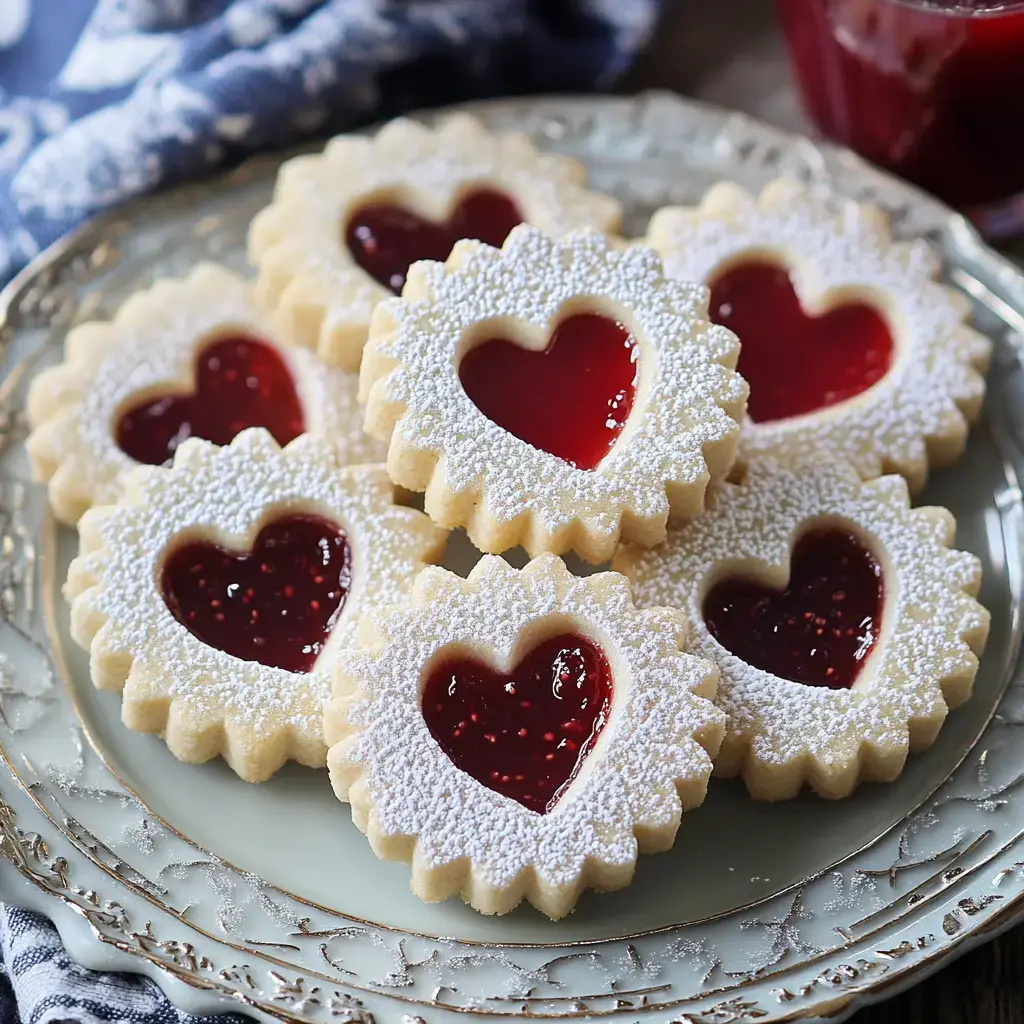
776;0;1024;219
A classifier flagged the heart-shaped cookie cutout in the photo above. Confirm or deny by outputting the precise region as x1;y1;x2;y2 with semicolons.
161;514;351;673
345;188;523;294
709;261;894;423
458;313;639;470
702;528;883;689
422;633;613;813
116;335;305;466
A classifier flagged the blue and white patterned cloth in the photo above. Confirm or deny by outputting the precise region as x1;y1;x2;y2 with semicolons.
0;905;250;1024
0;0;659;288
0;2;659;1019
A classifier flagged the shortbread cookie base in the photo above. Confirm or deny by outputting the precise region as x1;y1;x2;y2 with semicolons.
645;179;991;492
325;554;724;917
26;263;385;526
616;459;990;801
360;226;746;562
249;113;622;371
66;430;445;782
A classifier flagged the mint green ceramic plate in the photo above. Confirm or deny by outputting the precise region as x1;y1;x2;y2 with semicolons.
2;93;1024;1024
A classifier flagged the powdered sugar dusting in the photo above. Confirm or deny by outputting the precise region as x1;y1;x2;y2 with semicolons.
64;429;444;771
26;263;384;523
362;226;746;560
645;179;991;491
326;554;724;914
249;113;621;369
616;457;989;798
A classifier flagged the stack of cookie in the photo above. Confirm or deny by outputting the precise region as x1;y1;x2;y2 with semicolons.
23;114;991;920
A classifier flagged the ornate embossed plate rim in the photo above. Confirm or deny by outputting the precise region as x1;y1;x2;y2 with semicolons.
1;92;1024;1024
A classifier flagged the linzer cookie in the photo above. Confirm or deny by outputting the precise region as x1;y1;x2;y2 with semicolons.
359;226;747;562
249;113;621;371
616;458;989;801
26;263;385;526
324;553;724;918
645;179;991;491
65;430;445;782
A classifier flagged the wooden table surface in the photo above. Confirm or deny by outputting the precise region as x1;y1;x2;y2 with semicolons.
620;3;1024;1020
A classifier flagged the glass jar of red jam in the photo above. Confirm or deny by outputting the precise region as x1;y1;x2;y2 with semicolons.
776;0;1024;230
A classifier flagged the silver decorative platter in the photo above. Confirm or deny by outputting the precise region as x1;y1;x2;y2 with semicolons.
2;92;1024;1024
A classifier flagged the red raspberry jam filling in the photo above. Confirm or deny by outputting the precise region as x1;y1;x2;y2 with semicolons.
116;334;305;467
421;633;613;814
708;261;894;424
703;528;883;690
345;188;523;294
458;313;639;471
161;514;351;674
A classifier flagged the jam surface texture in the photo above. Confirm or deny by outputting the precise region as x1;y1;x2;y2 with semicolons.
709;261;893;424
161;514;351;674
703;527;884;690
421;632;613;813
458;313;638;470
116;334;305;466
345;188;523;294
